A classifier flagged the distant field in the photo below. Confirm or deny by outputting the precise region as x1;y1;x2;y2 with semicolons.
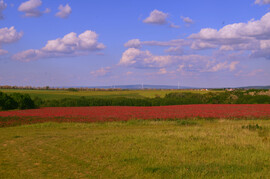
0;89;215;100
0;120;269;178
1;105;269;127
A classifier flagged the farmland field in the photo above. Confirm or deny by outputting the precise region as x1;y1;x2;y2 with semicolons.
0;104;269;127
1;98;270;178
0;89;216;100
0;120;270;178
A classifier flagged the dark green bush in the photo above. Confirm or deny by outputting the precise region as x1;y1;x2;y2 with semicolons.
10;93;36;109
0;92;18;110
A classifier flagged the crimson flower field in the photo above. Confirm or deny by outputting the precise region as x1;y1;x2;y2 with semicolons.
0;104;270;127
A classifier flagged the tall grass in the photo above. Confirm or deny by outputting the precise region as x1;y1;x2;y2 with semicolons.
0;119;269;178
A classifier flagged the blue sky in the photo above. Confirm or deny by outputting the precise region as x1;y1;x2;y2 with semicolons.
0;0;270;87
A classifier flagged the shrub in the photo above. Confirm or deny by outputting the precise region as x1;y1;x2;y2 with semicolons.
0;92;18;110
9;93;36;109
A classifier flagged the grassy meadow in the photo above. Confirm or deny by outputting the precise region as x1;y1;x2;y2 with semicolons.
1;119;269;178
0;89;215;100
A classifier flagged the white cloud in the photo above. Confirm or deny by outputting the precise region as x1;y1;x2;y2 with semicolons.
12;30;105;62
143;10;180;28
143;9;168;25
188;12;270;58
91;67;111;77
0;26;23;55
18;0;43;17
12;49;42;62
181;16;194;24
177;58;239;73
119;46;240;74
121;12;270;74
208;61;239;72
190;12;270;42
119;48;173;68
124;39;141;48
0;0;7;19
260;39;270;49
0;27;23;44
254;0;270;4
55;4;71;19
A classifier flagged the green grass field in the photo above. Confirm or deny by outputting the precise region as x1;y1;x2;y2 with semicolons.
1;119;269;178
0;89;216;100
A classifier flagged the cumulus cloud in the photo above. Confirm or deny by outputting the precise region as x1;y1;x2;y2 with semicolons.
55;4;71;19
181;16;194;24
12;30;105;62
124;39;141;48
254;0;270;4
0;0;7;19
190;12;270;41
122;38;240;71
125;11;270;62
188;12;270;58
119;46;240;74
0;27;23;44
18;0;49;17
0;27;23;55
143;9;179;28
119;48;174;68
143;9;168;25
121;12;270;74
91;67;111;77
207;61;239;72
176;58;239;73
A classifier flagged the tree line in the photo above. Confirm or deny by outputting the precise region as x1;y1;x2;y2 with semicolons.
1;90;270;110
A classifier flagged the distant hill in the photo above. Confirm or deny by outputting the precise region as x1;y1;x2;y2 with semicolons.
65;85;270;90
68;84;196;89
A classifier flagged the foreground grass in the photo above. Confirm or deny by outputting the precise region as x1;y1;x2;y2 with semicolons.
0;89;214;100
0;119;269;178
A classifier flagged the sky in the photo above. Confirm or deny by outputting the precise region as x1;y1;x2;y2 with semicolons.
0;0;270;88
